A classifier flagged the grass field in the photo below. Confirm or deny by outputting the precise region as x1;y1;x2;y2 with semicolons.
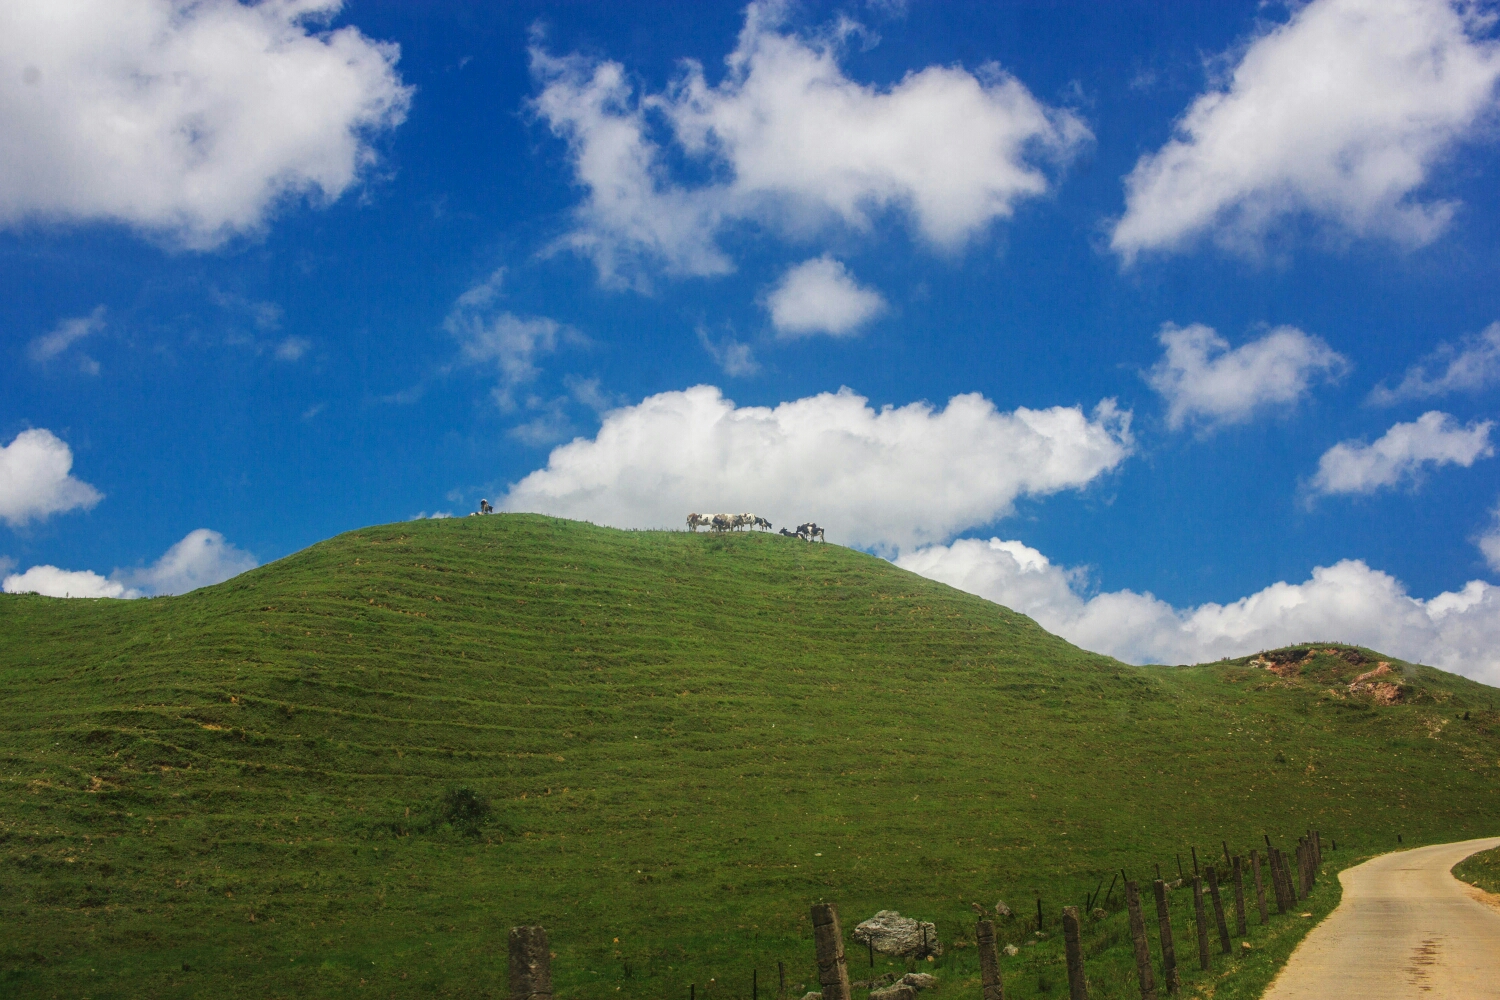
3;514;1498;999
1453;845;1500;896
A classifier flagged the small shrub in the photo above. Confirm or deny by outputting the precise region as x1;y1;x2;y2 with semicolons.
439;787;491;836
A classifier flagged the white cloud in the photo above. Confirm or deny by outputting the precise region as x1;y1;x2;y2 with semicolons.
1111;0;1500;259
896;536;1500;685
1147;323;1349;430
1311;411;1493;496
764;256;886;338
444;275;577;409
502;384;1132;552
698;326;761;377
274;336;311;361
3;527;256;599
1369;322;1500;405
3;565;134;599
1478;502;1500;573
29;306;105;363
0;0;411;248
121;528;258;595
531;2;1088;286
0;428;103;527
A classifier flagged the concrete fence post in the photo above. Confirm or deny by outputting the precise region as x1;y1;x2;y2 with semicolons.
811;903;851;1000
509;926;553;1000
1062;906;1088;1000
1152;879;1180;994
976;918;1005;1000
1125;881;1157;1000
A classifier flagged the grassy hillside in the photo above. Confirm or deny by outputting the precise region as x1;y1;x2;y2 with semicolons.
1454;846;1500;895
2;514;1498;999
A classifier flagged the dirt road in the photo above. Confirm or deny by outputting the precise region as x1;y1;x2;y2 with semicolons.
1261;836;1500;999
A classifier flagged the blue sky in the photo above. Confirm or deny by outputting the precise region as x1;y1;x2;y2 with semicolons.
7;0;1500;681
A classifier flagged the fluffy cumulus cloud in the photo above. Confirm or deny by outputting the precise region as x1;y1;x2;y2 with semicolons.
1311;411;1493;496
531;2;1089;286
1;565;132;599
896;536;1500;685
764;257;886;338
502;384;1132;552
1111;0;1500;259
3;528;256;598
0;0;411;248
0;428;102;527
122;528;258;595
1369;322;1500;405
1147;323;1349;430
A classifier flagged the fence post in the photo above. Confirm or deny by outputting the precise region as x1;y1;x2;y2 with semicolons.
976;918;1005;1000
1250;850;1268;924
1269;848;1289;912
509;926;553;1000
1063;906;1088;1000
811;903;851;1000
1192;877;1211;972
1125;881;1157;1000
1206;867;1231;955
1231;856;1248;937
1152;879;1180;994
779;962;786;998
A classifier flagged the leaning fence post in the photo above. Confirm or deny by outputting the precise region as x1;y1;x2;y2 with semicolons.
1250;850;1268;924
1192;877;1211;972
976;918;1005;1000
1206;867;1231;955
1063;906;1088;1000
1231;856;1248;937
1125;881;1157;1000
1152;879;1180;993
509;926;553;1000
811;903;851;1000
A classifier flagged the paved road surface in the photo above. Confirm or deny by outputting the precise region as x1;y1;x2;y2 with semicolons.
1262;836;1500;999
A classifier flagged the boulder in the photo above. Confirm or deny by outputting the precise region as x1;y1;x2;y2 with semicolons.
852;973;896;990
900;973;937;991
853;911;943;958
1002;944;1019;957
994;899;1012;918
1091;908;1107;921
801;993;823;1000
869;986;917;1000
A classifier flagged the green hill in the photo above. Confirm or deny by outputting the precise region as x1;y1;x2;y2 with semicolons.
2;514;1497;999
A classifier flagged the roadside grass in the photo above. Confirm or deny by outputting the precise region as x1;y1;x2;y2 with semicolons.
2;514;1498;998
1453;846;1500;895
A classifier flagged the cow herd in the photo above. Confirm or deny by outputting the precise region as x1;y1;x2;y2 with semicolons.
687;512;826;541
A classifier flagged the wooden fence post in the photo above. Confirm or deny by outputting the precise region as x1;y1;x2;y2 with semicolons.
1231;856;1248;937
1205;867;1231;955
1268;848;1286;912
1192;877;1211;972
509;926;553;1000
1125;881;1157;1000
779;961;786;998
1063;906;1088;1000
1152;879;1180;994
811;903;851;1000
976;918;1005;1000
1250;850;1268;924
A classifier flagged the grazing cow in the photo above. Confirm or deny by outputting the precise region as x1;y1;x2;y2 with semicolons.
479;499;494;515
752;515;772;531
797;522;825;542
779;527;798;537
687;513;710;532
711;513;734;533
